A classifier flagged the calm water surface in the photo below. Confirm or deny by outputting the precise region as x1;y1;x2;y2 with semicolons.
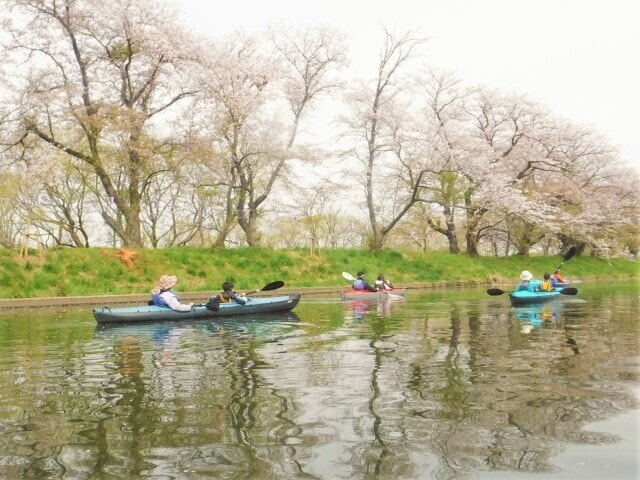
0;281;638;479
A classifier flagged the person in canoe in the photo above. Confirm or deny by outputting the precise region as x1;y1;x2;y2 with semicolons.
375;274;393;290
516;270;542;292
551;269;569;287
219;281;248;305
540;273;554;291
353;271;378;292
205;281;247;311
150;275;193;311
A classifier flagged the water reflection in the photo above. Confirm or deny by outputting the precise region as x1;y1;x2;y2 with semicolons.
0;283;637;479
510;301;584;354
344;295;406;321
92;313;305;478
95;311;302;341
512;301;561;328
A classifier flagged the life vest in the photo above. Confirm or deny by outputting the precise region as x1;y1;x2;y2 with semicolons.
553;272;567;283
540;279;553;291
218;291;235;303
151;292;165;306
151;290;179;307
353;279;365;290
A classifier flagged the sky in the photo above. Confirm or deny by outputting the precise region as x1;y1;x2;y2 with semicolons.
173;0;639;171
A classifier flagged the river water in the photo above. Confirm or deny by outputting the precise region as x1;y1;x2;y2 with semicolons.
0;281;638;479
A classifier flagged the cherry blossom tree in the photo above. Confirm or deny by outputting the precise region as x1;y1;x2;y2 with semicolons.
0;3;634;255
411;70;471;253
1;0;198;247
190;26;347;247
340;29;426;252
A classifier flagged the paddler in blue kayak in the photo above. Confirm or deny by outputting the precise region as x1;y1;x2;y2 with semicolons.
540;273;554;291
516;270;542;292
205;281;247;311
218;281;248;305
551;269;570;287
151;275;193;311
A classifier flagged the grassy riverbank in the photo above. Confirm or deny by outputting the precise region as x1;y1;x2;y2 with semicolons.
0;247;638;299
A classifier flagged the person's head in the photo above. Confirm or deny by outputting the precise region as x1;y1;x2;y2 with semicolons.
357;271;365;279
222;281;234;292
544;272;551;280
158;275;178;291
377;275;384;281
520;270;533;281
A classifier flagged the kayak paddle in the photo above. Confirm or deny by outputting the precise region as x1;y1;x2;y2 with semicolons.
487;288;507;296
245;280;285;295
196;280;284;306
555;247;576;272
342;271;356;281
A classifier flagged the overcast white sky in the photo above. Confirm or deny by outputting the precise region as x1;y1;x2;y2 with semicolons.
174;0;639;170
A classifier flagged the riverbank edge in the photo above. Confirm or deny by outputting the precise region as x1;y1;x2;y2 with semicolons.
0;279;497;310
0;284;412;310
1;275;635;311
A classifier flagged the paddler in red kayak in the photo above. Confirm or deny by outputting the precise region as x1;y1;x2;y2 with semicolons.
353;271;378;292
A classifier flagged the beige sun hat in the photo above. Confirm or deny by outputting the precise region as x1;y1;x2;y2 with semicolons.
519;270;533;281
158;275;178;290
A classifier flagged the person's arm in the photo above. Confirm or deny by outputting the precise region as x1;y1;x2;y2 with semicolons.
160;292;192;312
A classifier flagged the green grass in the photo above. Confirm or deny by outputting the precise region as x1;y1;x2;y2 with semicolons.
0;246;637;299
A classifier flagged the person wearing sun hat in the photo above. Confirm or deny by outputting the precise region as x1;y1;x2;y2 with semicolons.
516;270;542;292
150;275;193;311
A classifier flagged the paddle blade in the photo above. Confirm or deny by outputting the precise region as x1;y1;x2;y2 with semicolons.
560;287;578;295
487;288;506;296
342;272;356;281
562;247;577;262
261;280;284;291
244;280;284;295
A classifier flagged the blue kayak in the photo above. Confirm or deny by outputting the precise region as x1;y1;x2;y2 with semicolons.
508;289;563;306
93;294;301;324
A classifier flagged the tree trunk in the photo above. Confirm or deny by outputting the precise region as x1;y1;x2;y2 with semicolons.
427;216;460;253
465;230;479;256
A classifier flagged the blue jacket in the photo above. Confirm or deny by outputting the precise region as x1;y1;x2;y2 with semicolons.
517;279;542;292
